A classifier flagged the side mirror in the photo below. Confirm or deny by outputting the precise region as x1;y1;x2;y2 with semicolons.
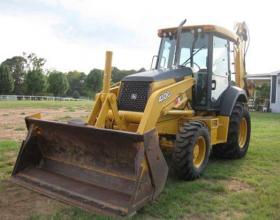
150;55;159;70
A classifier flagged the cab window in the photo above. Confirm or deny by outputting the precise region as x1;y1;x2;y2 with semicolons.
211;36;230;104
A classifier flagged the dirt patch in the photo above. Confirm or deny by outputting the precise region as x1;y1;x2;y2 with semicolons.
225;179;253;192
0;108;90;141
0;180;66;220
218;210;246;220
3;151;17;158
183;214;209;220
0;107;90;219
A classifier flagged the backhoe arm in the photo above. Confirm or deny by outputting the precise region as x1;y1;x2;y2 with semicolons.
234;22;254;96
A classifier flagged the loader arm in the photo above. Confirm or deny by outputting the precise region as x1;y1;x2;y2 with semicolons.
87;51;127;129
88;51;194;135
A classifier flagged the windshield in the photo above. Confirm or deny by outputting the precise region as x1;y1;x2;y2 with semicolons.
157;31;209;71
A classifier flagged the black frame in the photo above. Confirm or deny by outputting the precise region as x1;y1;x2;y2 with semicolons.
210;34;231;109
156;31;236;112
271;76;277;104
191;33;213;110
194;33;234;111
156;37;176;69
155;38;164;69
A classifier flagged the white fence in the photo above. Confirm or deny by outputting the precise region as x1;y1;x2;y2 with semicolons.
0;95;88;101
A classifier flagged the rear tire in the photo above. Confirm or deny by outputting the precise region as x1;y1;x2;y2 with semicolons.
212;102;251;159
172;121;210;180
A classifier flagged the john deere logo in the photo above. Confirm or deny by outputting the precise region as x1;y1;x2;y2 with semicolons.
131;93;137;100
159;91;171;102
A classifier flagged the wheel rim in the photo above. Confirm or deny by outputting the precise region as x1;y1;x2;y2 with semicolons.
193;136;206;168
238;117;248;149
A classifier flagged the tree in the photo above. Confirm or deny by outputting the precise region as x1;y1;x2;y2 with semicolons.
66;71;86;96
256;83;270;99
86;69;102;94
111;67;124;83
2;56;27;94
23;53;47;95
111;67;140;83
25;52;46;71
25;69;46;95
0;65;14;94
47;71;69;96
136;67;146;73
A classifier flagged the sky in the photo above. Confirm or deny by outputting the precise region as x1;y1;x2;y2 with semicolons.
0;0;279;74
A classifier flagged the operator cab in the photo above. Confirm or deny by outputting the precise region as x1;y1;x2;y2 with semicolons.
156;25;238;111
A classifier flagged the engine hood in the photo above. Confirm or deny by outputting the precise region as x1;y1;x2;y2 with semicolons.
122;67;193;82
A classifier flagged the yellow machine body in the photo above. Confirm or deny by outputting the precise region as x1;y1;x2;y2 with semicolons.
11;24;251;217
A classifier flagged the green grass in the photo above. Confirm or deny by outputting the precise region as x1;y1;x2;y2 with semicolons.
14;127;25;131
56;115;72;121
0;100;92;109
0;140;19;180
0;140;19;152
29;208;111;220
0;112;280;219
66;106;77;112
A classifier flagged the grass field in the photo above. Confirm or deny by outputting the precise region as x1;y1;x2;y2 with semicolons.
0;100;93;110
0;101;280;220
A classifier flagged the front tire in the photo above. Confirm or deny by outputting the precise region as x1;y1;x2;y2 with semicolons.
212;102;251;159
172;122;210;180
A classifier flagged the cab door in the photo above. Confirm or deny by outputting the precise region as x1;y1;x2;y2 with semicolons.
211;36;230;108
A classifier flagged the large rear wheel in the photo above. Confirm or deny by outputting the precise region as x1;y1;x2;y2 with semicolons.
172;122;210;180
212;102;251;159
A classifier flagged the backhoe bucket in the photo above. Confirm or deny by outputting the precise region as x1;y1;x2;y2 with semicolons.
11;117;168;217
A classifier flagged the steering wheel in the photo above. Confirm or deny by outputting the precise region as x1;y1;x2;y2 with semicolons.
183;61;201;71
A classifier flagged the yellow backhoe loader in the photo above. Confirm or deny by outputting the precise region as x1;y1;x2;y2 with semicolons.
11;21;252;217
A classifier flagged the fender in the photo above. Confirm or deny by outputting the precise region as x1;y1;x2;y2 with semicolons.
219;86;247;116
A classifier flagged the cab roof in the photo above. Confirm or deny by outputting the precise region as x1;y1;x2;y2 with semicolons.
158;24;238;43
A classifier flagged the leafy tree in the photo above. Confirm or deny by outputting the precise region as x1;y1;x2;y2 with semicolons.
23;53;47;95
2;56;27;94
136;67;146;73
47;71;69;96
86;69;102;94
256;83;270;99
112;67;127;83
25;69;46;95
111;67;145;83
66;71;86;96
0;65;14;94
25;52;46;71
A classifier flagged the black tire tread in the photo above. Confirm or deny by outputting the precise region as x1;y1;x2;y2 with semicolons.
172;121;210;180
212;102;251;159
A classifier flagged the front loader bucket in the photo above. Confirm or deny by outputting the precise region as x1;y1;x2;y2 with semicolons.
11;117;168;217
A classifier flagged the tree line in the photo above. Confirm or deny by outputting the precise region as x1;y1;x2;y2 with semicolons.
0;53;145;98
